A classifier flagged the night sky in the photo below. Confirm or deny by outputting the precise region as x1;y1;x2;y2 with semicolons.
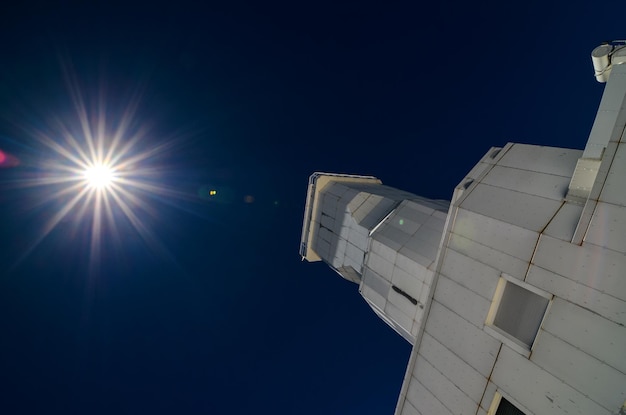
0;1;624;414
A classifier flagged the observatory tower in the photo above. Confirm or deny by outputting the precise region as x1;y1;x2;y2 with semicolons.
300;42;626;415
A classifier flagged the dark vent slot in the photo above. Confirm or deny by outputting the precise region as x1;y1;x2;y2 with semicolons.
392;285;418;305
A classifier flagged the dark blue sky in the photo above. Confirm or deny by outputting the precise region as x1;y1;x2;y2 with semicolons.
0;1;623;414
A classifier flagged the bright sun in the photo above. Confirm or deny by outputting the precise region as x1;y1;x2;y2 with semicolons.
84;164;115;189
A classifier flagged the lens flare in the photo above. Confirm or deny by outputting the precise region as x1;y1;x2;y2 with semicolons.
84;164;115;189
4;65;191;274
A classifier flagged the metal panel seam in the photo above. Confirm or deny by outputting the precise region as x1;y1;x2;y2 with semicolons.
476;343;503;415
526;200;566;282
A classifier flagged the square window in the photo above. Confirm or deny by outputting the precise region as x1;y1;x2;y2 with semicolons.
486;276;551;351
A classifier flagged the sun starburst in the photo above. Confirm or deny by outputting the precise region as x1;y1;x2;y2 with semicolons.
4;68;189;274
84;163;116;189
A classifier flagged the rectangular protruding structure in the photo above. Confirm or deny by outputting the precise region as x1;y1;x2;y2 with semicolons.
300;172;381;262
300;43;626;415
299;172;449;343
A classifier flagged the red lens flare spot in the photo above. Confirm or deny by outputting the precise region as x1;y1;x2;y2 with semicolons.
0;149;19;168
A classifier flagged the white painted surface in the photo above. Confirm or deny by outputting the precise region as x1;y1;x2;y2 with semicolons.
497;144;580;177
432;276;490;329
533;235;626;302
439;248;500;301
447;232;529;280
452;208;538;264
492;346;611;415
527;263;626;326
304;62;626;415
418;332;487;403
424;301;500;377
531;330;626;411
543;202;583;241
482;164;571;201
540;298;626;374
461;183;562;232
413;355;477;415
405;376;453;415
599;142;626;206
585;201;626;253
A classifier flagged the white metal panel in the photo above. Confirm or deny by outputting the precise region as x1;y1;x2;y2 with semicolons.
407;200;436;216
533;235;626;302
388;285;418;318
360;285;386;311
599;142;626;206
399;401;420;415
347;225;369;251
424;213;446;231
531;330;626;411
568;158;602;200
479;380;498;413
361;268;390;298
373;231;404;252
424;301;500;377
461;183;561;232
333;238;347;261
345;241;364;264
413;222;445;245
361;197;396;229
366;251;394;278
543;202;583;241
491;346;611;415
413;355;478;415
402;234;439;264
371;238;398;264
540;297;626;374
432;276;490;329
325;182;348;198
418;332;487;403
452;208;538;265
482;165;571;201
526;264;626;326
571;198;597;245
385;299;414;333
377;224;413;247
448;233;529;280
388;213;421;235
585;201;626;253
464;161;493;181
399;201;434;224
406;376;454;415
497;144;581;177
394;251;420;276
399;245;436;270
314;237;330;260
321;195;339;221
439;248;500;301
339;222;350;239
347;191;368;213
584;62;626;158
320;211;335;230
352;194;380;223
588;141;619;202
343;256;362;275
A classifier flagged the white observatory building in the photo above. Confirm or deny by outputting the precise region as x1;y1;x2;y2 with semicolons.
300;42;626;415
